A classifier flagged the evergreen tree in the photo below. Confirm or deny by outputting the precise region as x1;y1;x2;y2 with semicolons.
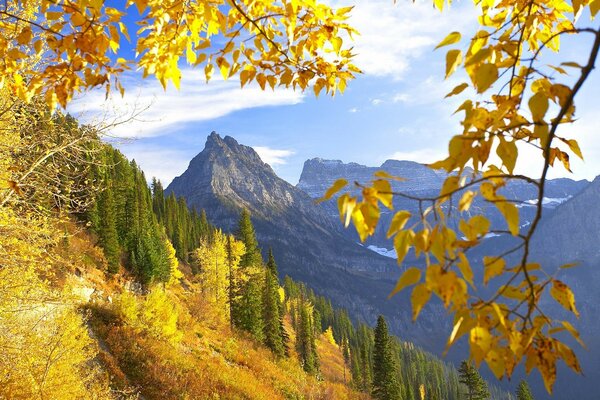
372;315;401;400
296;301;319;374
458;361;490;400
96;185;120;274
241;273;264;341
235;209;264;339
516;380;534;400
237;208;262;268
266;248;278;277
262;267;285;357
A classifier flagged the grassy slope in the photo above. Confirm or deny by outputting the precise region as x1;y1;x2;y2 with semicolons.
65;228;368;399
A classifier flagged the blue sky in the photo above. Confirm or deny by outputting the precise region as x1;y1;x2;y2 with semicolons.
70;0;600;187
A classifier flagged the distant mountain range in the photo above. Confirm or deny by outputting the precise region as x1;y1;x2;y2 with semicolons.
168;132;599;399
298;157;589;253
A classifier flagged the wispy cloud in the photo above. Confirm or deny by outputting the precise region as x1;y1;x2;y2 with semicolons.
253;146;295;166
340;0;475;78
117;144;192;185
387;148;446;164
69;69;304;138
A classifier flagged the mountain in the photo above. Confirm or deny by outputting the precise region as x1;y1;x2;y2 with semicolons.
167;133;598;399
166;133;442;343
298;158;589;252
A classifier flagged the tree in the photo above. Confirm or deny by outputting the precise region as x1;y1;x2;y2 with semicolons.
516;380;534;400
0;0;357;112
372;315;401;400
296;301;319;374
237;209;262;268
320;0;599;391
458;361;490;400
234;209;265;340
262;249;286;357
263;267;286;357
96;183;120;274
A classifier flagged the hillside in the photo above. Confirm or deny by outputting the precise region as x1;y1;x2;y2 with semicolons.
1;122;514;400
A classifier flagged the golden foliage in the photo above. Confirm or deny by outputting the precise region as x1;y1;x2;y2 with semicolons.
0;208;112;399
0;0;359;111
322;0;600;392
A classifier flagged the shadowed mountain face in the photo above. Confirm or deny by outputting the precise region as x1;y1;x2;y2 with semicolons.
298;157;589;252
166;133;440;343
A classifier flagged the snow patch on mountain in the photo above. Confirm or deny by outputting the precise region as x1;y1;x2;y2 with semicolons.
366;245;397;259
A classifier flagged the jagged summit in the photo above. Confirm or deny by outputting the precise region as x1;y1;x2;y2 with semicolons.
165;133;429;353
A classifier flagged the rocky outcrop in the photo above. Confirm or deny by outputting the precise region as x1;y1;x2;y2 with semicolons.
166;133;440;347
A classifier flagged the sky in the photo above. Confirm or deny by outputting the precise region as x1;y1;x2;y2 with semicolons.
69;0;600;187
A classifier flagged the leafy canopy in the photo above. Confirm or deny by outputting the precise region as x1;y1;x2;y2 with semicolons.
321;0;600;393
0;0;359;109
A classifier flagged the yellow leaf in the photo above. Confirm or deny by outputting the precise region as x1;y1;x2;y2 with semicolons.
445;82;469;98
440;175;459;197
483;256;505;284
374;170;405;181
529;92;549;122
560;262;579;269
470;326;492;364
563;139;583;160
337;194;356;227
394;230;414;264
474;64;498;93
550;280;579;317
389;267;421;298
411;284;431;321
435;31;461;49
485;349;506;379
458;190;475;212
331;37;343;54
373;179;393;209
446;49;462;78
387;210;411;238
496;201;519;235
496;138;518;173
457;252;474;286
216;57;230;80
561;321;585;348
319;178;348;202
591;0;600;17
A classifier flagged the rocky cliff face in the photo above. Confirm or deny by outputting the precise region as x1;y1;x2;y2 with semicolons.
166;133;445;347
297;158;589;252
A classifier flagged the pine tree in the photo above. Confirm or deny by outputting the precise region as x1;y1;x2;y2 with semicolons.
241;273;264;341
372;315;401;400
263;268;285;357
97;185;120;274
266;248;289;355
516;380;534;400
237;208;262;268
234;209;264;340
296;301;319;374
458;360;490;400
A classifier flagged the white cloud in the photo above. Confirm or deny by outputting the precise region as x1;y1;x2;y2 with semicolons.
387;148;446;164
371;98;383;105
253;146;295;166
337;0;475;78
349;107;359;113
392;93;410;103
118;145;191;185
68;69;304;138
